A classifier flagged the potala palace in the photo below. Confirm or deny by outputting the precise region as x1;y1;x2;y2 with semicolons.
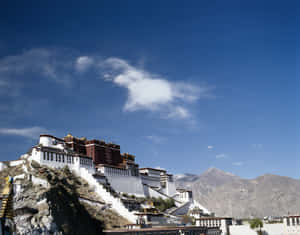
25;134;209;218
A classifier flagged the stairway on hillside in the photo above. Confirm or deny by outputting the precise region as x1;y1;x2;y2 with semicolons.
76;168;138;223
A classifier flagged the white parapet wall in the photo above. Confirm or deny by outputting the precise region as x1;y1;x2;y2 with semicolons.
105;175;145;197
166;181;177;197
0;162;6;171
76;167;137;223
140;174;161;189
30;147;95;175
143;184;170;200
9;160;25;167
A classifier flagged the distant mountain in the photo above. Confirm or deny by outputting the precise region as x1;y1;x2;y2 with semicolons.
174;173;200;188
175;168;300;218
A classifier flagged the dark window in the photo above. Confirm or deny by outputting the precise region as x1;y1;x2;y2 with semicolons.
47;152;49;160
50;153;53;161
43;152;46;160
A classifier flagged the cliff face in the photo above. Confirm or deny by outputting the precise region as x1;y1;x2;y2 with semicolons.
175;168;300;218
0;158;130;235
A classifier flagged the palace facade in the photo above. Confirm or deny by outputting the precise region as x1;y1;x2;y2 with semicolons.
28;134;190;202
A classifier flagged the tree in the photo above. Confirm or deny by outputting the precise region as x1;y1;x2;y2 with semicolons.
250;218;263;235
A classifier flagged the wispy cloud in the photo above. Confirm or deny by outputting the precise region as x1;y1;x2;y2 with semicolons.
99;57;214;119
208;145;214;150
0;48;74;88
145;135;166;144
0;127;47;139
232;161;244;166
216;153;227;159
167;106;190;119
75;56;94;72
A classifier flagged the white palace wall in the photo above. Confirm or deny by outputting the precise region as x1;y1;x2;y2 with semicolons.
30;148;95;175
140;175;161;189
106;175;145;197
166;181;177;197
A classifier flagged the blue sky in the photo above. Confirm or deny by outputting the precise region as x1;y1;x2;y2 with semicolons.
0;1;298;178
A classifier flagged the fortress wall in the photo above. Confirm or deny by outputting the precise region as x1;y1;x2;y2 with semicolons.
105;175;145;197
30;148;95;174
9;159;25;167
167;181;177;197
0;162;6;171
143;185;170;200
140;175;161;188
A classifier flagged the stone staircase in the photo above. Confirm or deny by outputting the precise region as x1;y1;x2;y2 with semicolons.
168;201;191;215
76;168;137;223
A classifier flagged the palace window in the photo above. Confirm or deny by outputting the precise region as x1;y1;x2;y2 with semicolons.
50;153;53;161
43;152;46;160
47;152;50;161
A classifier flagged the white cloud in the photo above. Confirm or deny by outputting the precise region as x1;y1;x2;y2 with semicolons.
232;161;244;166
101;57;213;119
75;56;94;72
0;127;47;139
145;135;166;144
216;153;227;159
208;145;214;150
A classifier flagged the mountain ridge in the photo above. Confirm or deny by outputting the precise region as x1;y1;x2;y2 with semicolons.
175;168;300;218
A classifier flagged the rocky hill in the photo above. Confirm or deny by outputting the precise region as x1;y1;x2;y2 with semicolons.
0;158;130;235
175;168;300;218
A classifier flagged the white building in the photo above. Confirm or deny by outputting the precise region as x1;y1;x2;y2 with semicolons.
195;217;232;235
175;188;193;203
96;164;145;197
139;168;177;197
283;215;300;235
29;134;95;175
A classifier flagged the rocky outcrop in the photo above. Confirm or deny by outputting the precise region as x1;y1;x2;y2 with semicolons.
0;159;130;235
